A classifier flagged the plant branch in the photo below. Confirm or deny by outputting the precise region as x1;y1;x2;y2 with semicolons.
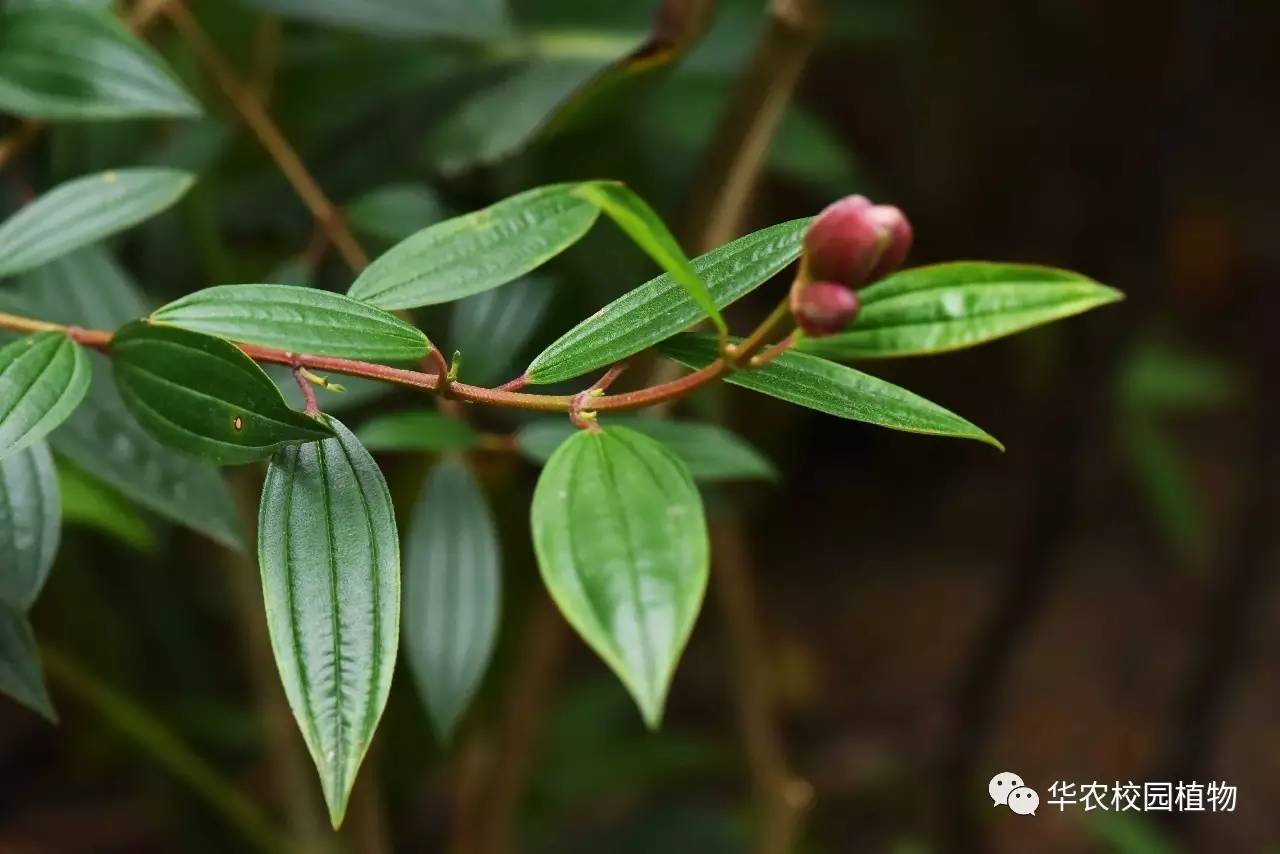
161;1;370;273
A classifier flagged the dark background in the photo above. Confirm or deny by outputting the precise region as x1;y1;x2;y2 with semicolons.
1;0;1278;852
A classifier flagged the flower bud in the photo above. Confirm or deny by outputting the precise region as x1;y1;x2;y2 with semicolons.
790;280;860;337
803;196;913;287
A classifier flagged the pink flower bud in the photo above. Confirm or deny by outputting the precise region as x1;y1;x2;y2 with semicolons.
803;196;913;287
791;281;860;337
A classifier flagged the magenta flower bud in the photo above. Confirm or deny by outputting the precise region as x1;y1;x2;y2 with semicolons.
803;196;913;287
791;281;860;337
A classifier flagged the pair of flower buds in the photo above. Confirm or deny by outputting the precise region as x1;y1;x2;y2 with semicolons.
790;196;913;337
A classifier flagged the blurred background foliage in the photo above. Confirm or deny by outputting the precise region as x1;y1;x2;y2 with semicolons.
1;0;1277;852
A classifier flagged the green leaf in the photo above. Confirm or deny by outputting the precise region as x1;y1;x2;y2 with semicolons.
1116;339;1238;414
451;275;554;386
0;603;55;721
56;459;155;553
345;183;445;243
258;417;399;827
240;0;508;40
0;441;60;610
0;332;91;462
531;426;709;727
348;184;599;311
356;410;479;453
0;168;195;277
149;284;430;361
526;218;811;385
659;334;1002;449
795;263;1123;361
110;322;333;466
517;417;776;482
404;458;501;743
574;181;725;335
0;7;201;121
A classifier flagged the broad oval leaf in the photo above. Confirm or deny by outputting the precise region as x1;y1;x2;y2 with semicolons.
573;181;725;334
0;603;54;721
0;332;91;461
0;442;59;610
356;410;479;453
404;458;501;743
659;334;1002;449
796;263;1123;360
526;217;812;385
531;426;709;727
110;322;332;465
451;275;554;386
0;7;201;121
150;284;430;361
259;417;399;827
347;184;600;310
517;417;776;482
0;168;195;277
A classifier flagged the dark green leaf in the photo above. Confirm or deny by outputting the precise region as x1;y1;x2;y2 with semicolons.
531;426;708;727
0;7;201;121
404;458;501;742
796;263;1122;360
57;459;155;553
451;275;553;386
659;334;1002;449
348;184;599;311
345;183;445;242
574;181;725;334
0;332;91;461
1116;339;1238;414
356;411;479;453
110;322;332;466
0;168;195;277
0;441;59;610
517;417;776;482
526;218;811;385
0;603;54;721
240;0;507;40
1120;416;1208;565
2;244;147;324
259;418;399;827
150;284;430;361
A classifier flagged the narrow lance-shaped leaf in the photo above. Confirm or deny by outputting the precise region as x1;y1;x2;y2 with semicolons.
574;181;726;335
110;322;333;466
659;334;1002;449
356;410;479;453
0;603;55;721
0;442;60;610
348;184;600;310
531;426;709;727
527;217;812;384
0;169;195;277
259;418;399;827
150;284;431;361
404;458;501;743
0;332;91;462
796;262;1123;360
0;7;201;121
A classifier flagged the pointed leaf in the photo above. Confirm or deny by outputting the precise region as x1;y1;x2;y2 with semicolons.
0;7;201;121
347;184;600;310
451;275;554;386
0;332;91;461
0;169;195;277
150;284;430;361
796;262;1123;360
0;442;60;610
659;334;1002;449
258;418;399;827
0;603;55;721
240;0;507;40
517;417;776;482
531;426;709;727
110;322;332;466
405;458;501;742
356;410;479;453
527;217;811;384
575;181;725;334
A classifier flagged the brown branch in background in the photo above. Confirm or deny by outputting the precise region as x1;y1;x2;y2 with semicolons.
161;1;370;273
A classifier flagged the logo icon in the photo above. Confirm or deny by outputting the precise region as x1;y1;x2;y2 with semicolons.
989;771;1038;815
